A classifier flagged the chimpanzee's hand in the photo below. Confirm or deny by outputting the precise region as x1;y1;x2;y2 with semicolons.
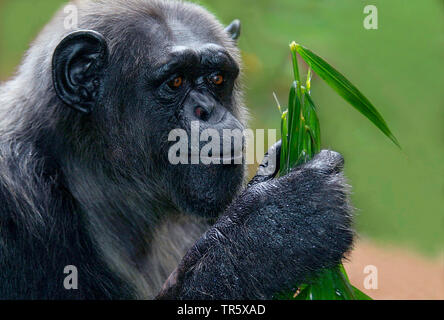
157;145;354;300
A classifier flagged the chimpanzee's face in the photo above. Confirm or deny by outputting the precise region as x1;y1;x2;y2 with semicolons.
102;34;245;217
52;15;245;217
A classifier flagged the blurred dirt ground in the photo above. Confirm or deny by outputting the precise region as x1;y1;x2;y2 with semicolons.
344;239;444;300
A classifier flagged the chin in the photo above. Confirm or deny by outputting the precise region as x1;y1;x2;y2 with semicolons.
170;163;245;218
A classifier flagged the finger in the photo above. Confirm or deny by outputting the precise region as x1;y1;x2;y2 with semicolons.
303;150;344;174
247;140;281;187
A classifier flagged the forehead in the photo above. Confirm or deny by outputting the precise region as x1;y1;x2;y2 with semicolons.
96;2;240;73
144;20;229;65
168;19;216;47
166;43;228;62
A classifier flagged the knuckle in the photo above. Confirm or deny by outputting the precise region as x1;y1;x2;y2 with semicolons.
328;150;344;165
314;150;345;173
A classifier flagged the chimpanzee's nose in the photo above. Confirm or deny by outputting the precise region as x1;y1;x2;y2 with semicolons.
185;91;220;122
184;91;236;125
194;104;214;121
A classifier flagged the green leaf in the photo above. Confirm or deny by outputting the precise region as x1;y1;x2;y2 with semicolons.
286;82;298;169
293;287;310;300
331;265;357;299
294;43;400;148
294;266;356;300
290;42;302;87
293;91;305;166
338;264;351;282
304;91;321;154
276;43;377;301
291;265;374;300
280;110;289;175
352;286;373;300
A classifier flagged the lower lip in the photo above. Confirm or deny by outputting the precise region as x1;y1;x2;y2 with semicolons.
189;151;243;163
199;155;244;163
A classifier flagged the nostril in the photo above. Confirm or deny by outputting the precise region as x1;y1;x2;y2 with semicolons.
194;106;211;121
194;106;204;118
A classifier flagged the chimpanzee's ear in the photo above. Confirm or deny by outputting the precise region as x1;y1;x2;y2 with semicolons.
225;19;241;41
52;30;108;114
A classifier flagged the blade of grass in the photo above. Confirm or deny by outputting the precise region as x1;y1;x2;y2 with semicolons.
352;286;373;300
280;110;289;174
304;91;321;154
286;82;298;170
277;42;375;300
294;268;355;300
293;92;305;166
293;43;400;148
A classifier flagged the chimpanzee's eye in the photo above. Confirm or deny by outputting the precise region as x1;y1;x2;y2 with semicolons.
167;76;183;89
210;74;224;86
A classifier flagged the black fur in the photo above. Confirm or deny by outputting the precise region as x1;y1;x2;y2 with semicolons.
0;0;353;300
157;150;354;299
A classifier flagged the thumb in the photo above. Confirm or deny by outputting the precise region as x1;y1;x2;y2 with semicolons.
247;140;281;187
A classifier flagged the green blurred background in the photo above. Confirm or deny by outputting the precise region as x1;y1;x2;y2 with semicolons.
0;0;443;256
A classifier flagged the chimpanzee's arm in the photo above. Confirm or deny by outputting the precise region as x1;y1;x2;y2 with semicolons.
157;148;354;300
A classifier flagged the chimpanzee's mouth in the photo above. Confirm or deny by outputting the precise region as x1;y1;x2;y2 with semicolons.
189;147;244;164
199;154;244;163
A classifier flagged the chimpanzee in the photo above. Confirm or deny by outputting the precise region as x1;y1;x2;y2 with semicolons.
0;0;353;299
